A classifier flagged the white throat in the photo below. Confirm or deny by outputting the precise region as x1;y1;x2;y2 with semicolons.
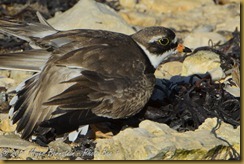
136;42;176;68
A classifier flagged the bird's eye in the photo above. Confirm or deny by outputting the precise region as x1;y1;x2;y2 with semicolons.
158;38;170;46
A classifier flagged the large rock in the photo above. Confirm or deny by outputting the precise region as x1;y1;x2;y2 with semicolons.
216;16;240;32
183;32;227;49
0;134;36;150
0;78;15;90
119;11;157;27
119;0;137;9
94;118;240;160
0;70;33;90
154;61;183;79
0;116;16;132
181;50;225;81
139;0;210;14
48;0;135;34
118;0;240;33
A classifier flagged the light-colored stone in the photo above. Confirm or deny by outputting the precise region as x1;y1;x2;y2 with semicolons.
198;118;240;143
119;0;137;9
140;0;211;14
8;71;33;84
216;16;240;32
224;85;240;97
0;70;11;78
0;78;15;89
0;134;36;150
193;25;215;33
181;50;225;80
119;11;157;27
183;32;226;49
223;74;240;97
18;145;49;160
231;64;240;88
118;0;239;33
0;70;33;90
155;61;183;79
0;117;16;132
48;139;72;154
94;118;240;160
48;0;134;34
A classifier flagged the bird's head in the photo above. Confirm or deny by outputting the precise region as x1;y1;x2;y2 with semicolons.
131;26;191;68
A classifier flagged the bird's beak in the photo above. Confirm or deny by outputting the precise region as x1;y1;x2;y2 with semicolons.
176;44;192;53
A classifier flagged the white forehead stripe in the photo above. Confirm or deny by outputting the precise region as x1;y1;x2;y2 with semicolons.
149;36;163;43
136;42;177;68
149;35;178;44
172;36;177;43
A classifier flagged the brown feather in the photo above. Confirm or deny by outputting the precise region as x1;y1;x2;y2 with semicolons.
1;21;179;140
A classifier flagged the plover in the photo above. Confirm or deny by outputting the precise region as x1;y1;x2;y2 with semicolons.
0;13;191;143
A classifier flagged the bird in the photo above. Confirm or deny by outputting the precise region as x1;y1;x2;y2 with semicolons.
0;13;191;144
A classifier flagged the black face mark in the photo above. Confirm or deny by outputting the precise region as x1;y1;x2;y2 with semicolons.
147;27;178;55
158;38;170;46
148;39;178;55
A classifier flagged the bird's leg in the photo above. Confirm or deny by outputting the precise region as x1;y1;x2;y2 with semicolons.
90;124;113;139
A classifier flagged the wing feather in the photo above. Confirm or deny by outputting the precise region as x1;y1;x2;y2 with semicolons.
8;30;155;139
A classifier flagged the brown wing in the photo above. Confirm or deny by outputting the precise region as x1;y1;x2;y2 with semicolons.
11;32;155;139
44;43;156;118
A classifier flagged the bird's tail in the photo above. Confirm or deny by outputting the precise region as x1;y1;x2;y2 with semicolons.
0;12;58;45
0;50;51;71
0;12;55;71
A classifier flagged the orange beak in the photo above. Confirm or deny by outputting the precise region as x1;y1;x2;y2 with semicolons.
176;44;192;53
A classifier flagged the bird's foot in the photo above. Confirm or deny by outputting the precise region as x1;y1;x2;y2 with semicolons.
95;131;113;139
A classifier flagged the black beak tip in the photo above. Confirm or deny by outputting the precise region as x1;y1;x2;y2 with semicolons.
183;46;192;53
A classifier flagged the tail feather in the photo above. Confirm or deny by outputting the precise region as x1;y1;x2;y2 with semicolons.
36;11;54;28
0;50;51;71
0;12;58;47
0;12;56;71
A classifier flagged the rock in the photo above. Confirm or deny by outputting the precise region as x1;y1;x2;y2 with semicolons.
224;85;240;97
183;32;226;49
119;11;157;27
48;139;72;154
139;0;210;14
119;0;137;9
154;61;183;79
48;0;134;34
223;64;240;97
181;50;225;81
0;116;16;132
193;25;215;33
0;70;11;78
94;118;240;160
20;140;72;160
231;64;240;88
0;134;36;150
216;16;240;32
118;0;239;33
8;71;33;85
0;78;15;90
0;87;8;111
160;3;239;32
0;70;33;90
18;145;49;160
198;118;240;143
223;72;240;97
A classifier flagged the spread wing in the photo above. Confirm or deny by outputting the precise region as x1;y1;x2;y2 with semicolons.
11;39;155;139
